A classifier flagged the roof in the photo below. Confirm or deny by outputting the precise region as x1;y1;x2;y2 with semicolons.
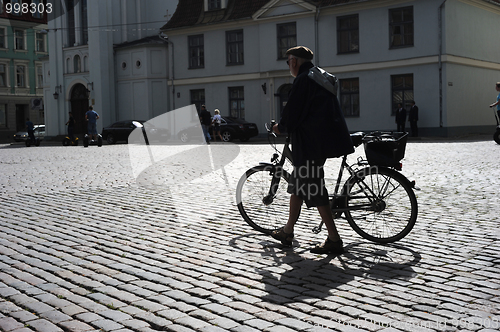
161;0;279;30
114;35;165;50
161;0;500;31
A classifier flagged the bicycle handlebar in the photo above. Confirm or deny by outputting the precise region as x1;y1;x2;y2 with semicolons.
265;120;277;138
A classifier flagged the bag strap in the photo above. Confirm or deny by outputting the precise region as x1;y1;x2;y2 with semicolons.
308;66;338;95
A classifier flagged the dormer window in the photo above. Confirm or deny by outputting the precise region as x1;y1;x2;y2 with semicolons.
208;0;221;10
206;0;226;11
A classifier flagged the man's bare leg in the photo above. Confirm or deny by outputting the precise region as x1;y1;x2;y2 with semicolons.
317;205;341;241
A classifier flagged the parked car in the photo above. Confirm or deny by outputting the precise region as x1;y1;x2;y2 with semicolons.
13;125;45;142
177;116;259;143
101;120;170;144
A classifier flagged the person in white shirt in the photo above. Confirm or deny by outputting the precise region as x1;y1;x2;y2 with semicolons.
211;109;224;142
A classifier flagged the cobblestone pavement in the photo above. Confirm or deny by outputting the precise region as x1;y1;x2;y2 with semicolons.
0;138;499;332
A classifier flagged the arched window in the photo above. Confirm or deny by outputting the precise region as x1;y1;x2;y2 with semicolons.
74;55;81;73
66;58;71;74
83;56;88;72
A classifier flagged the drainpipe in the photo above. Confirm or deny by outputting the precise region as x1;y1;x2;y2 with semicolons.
159;33;175;110
438;0;447;129
315;7;321;66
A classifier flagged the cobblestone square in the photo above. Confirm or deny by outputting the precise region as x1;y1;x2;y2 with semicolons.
0;138;499;332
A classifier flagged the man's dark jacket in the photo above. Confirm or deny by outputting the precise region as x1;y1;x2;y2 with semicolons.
395;107;406;124
200;109;211;126
278;61;354;166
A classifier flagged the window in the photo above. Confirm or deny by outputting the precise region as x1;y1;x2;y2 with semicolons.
208;0;221;10
15;29;25;50
81;0;88;44
226;30;243;65
0;64;6;87
74;55;81;73
190;89;205;120
229;87;244;119
277;23;296;60
67;0;76;46
16;65;26;87
36;32;46;52
188;35;204;69
0;28;6;48
32;0;43;19
391;74;413;115
389;7;413;48
337;15;359;54
340;78;359;117
11;0;21;16
0;104;6;128
37;66;43;87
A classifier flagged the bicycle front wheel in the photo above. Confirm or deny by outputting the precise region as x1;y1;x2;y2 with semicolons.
343;166;418;243
236;165;290;234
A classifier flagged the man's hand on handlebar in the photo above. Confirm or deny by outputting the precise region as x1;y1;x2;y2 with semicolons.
272;124;281;135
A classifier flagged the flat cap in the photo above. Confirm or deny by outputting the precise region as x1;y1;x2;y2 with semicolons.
286;46;313;60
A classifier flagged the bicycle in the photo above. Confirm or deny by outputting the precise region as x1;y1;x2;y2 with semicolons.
236;121;419;244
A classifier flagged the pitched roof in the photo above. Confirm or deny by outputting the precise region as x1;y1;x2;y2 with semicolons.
161;0;283;30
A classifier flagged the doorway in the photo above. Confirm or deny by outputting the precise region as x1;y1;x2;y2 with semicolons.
15;104;28;131
70;84;89;135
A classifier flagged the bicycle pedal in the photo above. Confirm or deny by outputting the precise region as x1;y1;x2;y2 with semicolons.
312;226;322;234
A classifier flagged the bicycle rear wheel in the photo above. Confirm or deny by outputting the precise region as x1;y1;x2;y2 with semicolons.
236;165;290;234
343;166;417;243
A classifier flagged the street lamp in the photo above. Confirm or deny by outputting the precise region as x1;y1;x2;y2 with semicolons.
53;85;62;99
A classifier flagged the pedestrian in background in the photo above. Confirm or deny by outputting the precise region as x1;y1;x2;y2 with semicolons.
26;118;35;144
395;103;406;132
65;111;76;140
85;106;100;141
212;109;223;142
489;82;500;119
409;101;419;137
199;105;212;144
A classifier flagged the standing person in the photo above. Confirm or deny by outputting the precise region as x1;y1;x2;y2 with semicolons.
65;112;75;140
85;106;100;141
26;118;35;144
211;109;224;142
271;46;354;255
395;103;406;132
489;82;500;119
409;101;419;137
199;105;212;144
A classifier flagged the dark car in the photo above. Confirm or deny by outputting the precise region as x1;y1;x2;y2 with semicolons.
101;120;170;144
177;116;259;143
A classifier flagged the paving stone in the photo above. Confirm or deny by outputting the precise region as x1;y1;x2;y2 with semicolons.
58;320;95;332
0;141;499;332
0;317;25;331
25;318;64;332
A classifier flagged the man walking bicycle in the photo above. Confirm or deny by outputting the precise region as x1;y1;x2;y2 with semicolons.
271;46;354;255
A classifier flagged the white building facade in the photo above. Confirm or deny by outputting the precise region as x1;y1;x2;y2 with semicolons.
160;0;500;137
44;0;178;137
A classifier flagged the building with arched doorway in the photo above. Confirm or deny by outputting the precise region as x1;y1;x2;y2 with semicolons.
43;0;178;139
